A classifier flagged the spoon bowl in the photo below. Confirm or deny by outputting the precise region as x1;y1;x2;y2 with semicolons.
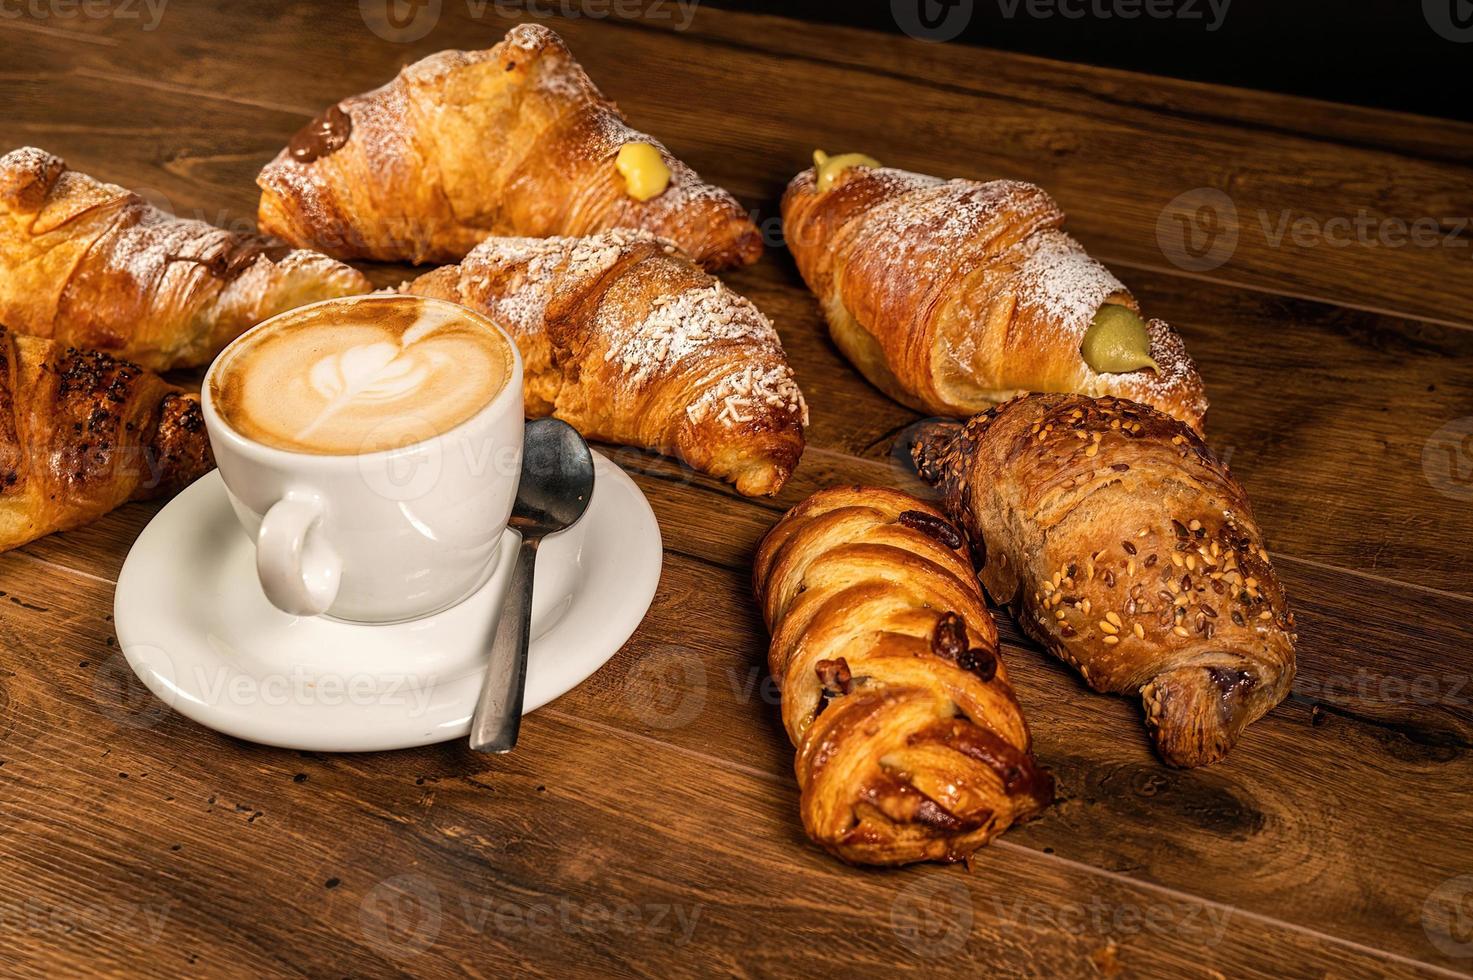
469;418;596;753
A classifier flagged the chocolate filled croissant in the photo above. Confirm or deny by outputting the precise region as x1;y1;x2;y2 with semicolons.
753;486;1053;865
0;147;371;371
913;393;1296;767
258;23;763;270
406;230;806;497
782;158;1207;430
0;327;213;552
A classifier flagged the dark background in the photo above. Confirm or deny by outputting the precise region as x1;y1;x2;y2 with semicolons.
705;0;1472;123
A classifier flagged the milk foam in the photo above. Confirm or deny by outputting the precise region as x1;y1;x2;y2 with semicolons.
212;299;512;455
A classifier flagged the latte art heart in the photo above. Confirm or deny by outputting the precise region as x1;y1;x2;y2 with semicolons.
212;298;514;455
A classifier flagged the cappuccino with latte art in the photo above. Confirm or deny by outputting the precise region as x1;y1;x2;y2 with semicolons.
210;295;514;455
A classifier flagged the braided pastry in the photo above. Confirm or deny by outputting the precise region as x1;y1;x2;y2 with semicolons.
782;159;1207;430
407;230;806;497
753;486;1053;865
0;327;213;552
0;147;371;371
913;393;1296;767
258;24;763;270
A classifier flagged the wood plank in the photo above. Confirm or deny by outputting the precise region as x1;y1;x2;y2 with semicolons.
11;463;1473;969
0;564;1451;978
6;17;1473;596
5;6;1472;325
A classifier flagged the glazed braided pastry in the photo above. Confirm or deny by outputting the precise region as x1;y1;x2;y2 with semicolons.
0;327;213;552
753;486;1053;865
913;393;1296;767
408;230;806;496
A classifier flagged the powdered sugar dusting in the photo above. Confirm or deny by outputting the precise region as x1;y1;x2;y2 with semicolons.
687;363;808;429
1014;229;1126;331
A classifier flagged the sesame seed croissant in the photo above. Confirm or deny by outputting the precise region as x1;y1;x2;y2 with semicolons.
0;147;371;371
0;327;213;553
257;24;763;270
912;393;1296;767
782;162;1207;430
753;486;1053;865
405;230;806;497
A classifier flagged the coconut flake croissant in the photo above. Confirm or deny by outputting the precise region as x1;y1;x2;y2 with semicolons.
405;230;806;496
913;393;1296;767
783;157;1207;430
0;147;371;371
0;327;213;553
258;23;763;271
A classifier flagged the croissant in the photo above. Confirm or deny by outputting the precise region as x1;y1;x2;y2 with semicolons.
257;24;763;271
406;230;806;496
0;147;371;371
0;327;213;553
753;485;1053;865
912;393;1296;767
782;158;1208;430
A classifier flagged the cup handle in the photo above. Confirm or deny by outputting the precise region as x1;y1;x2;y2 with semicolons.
256;495;342;617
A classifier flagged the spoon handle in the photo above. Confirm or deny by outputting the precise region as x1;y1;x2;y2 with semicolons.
469;535;538;753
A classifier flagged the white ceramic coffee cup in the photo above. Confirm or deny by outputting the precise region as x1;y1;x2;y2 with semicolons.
202;295;526;624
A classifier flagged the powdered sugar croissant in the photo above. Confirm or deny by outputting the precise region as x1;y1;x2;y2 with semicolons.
0;147;371;371
405;230;806;496
783;159;1207;430
258;23;763;270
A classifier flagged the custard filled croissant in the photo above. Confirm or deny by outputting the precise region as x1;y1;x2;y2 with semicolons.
406;230;806;496
783;157;1207;430
913;393;1295;767
0;147;371;371
754;486;1053;865
258;23;763;270
0;327;213;553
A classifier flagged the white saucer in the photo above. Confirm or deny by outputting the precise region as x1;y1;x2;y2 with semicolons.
113;452;662;752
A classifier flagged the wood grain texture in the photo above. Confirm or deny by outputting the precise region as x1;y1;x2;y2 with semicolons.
1;2;1470;977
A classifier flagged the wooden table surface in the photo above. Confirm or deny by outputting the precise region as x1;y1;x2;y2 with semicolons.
3;2;1472;976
